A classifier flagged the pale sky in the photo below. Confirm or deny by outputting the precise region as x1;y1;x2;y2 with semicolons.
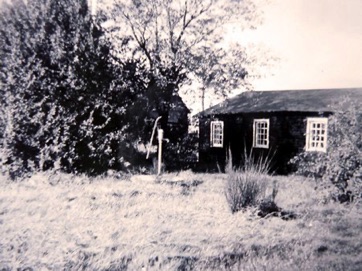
238;0;362;90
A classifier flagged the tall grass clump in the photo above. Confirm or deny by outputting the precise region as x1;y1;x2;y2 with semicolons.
225;150;274;213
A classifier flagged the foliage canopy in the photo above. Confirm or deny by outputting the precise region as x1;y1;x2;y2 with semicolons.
106;0;262;114
0;0;146;177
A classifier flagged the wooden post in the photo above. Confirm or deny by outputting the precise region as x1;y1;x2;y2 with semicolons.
157;129;164;175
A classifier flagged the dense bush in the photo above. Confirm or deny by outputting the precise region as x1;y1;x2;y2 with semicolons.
0;0;146;178
290;98;362;197
162;132;199;171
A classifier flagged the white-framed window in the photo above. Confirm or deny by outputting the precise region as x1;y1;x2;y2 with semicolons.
253;119;269;148
210;120;224;148
306;117;328;152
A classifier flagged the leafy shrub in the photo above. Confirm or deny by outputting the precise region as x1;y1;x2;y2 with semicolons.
290;98;362;197
162;132;199;171
289;152;327;179
225;150;274;213
0;0;147;178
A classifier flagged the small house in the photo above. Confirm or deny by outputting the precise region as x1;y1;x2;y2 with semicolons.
167;95;191;141
197;88;362;174
148;94;190;142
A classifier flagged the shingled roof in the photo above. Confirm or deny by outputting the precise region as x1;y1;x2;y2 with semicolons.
199;88;362;116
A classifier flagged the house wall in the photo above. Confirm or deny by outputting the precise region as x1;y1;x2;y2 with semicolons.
198;111;331;174
198;116;227;172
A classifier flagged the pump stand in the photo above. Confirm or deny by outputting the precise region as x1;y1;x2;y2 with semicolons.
146;116;165;175
157;129;164;175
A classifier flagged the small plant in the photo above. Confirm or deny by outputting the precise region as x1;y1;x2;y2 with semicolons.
225;149;273;213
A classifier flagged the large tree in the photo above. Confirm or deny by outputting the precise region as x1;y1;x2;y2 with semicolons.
106;0;262;121
0;0;145;177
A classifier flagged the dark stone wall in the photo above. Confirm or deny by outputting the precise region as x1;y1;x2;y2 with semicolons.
198;111;331;174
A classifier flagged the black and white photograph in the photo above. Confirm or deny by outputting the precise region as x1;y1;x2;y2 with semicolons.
0;0;361;270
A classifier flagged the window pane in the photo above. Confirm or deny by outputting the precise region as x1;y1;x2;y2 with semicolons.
307;118;328;152
254;119;269;148
211;121;223;147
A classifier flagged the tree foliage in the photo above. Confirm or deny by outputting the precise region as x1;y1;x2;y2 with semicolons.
0;0;268;177
0;0;145;178
106;0;261;123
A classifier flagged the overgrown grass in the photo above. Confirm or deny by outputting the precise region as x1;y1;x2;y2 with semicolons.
0;171;361;270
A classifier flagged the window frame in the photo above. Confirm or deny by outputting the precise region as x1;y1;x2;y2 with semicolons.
253;118;270;149
306;117;328;152
210;120;224;148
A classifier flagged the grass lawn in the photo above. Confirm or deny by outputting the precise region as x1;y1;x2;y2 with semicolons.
0;171;361;270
